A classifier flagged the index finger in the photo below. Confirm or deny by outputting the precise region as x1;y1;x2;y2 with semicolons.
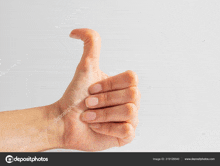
89;70;138;94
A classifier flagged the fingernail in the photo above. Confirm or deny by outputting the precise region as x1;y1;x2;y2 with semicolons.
82;111;96;121
89;123;101;128
69;33;80;39
90;84;102;93
86;97;98;107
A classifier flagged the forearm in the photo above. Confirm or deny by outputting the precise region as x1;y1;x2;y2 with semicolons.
0;102;64;152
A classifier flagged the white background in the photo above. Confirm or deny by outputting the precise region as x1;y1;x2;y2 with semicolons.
0;0;220;152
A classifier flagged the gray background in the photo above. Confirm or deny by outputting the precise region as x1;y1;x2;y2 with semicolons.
0;0;220;152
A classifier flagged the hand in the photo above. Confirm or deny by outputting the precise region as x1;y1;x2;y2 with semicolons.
56;28;141;151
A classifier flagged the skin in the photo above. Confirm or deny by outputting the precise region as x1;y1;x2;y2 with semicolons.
0;28;141;152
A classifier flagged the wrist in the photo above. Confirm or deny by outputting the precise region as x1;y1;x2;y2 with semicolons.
46;101;65;150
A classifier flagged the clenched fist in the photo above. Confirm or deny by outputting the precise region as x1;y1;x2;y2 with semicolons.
55;28;141;151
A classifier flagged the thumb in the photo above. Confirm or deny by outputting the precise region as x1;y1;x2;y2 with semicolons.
69;28;101;70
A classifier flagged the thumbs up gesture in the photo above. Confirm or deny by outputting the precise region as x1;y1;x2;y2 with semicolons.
56;28;141;151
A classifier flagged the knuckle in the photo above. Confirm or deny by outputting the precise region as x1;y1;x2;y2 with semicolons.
102;109;109;121
126;70;138;85
85;29;101;43
133;118;139;128
107;123;114;134
106;79;113;91
128;87;138;100
125;103;136;118
138;89;141;98
122;123;133;137
103;92;110;104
